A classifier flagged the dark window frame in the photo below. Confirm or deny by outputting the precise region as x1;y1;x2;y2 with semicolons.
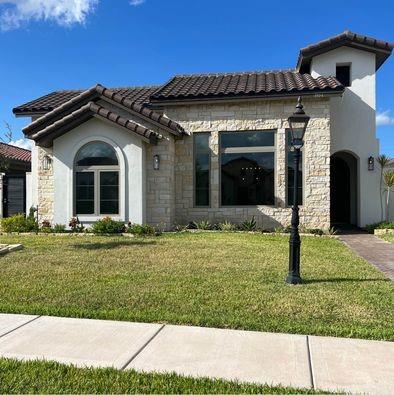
74;141;120;216
336;63;351;87
286;130;304;207
219;130;276;207
193;132;211;207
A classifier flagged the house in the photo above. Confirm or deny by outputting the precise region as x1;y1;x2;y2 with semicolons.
0;142;31;218
13;31;394;230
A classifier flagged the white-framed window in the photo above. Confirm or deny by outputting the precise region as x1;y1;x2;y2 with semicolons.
74;141;120;216
220;130;276;206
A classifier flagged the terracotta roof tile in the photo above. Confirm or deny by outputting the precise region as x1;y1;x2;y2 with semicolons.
31;101;159;147
150;71;343;103
22;84;185;138
0;142;31;162
14;86;158;114
297;30;394;72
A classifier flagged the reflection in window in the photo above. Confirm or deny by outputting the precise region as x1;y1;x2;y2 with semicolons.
75;141;118;166
220;131;275;206
194;133;210;206
287;131;303;206
75;141;119;215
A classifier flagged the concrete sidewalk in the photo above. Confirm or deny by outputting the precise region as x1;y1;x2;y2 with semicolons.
0;314;392;394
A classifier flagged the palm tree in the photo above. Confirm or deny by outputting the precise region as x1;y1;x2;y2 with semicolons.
383;170;394;221
377;155;390;221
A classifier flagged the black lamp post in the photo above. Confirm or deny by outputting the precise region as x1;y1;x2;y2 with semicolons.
286;97;310;285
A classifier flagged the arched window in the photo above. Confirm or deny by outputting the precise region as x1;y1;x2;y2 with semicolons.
74;141;119;215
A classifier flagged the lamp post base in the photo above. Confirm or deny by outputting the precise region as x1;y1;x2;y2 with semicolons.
285;273;302;285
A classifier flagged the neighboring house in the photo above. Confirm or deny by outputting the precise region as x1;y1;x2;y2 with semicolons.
0;142;31;218
13;31;393;230
386;159;394;221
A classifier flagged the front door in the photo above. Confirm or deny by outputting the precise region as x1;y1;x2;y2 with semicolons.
3;174;26;217
330;156;351;225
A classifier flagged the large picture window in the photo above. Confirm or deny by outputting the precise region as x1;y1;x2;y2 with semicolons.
194;133;210;207
74;141;119;215
220;131;275;206
286;131;303;206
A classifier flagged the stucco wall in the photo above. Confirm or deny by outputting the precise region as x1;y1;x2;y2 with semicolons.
52;117;145;226
165;98;332;229
311;46;380;226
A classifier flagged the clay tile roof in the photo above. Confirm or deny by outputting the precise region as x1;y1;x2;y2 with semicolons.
31;101;160;147
13;86;158;115
0;142;31;162
19;84;185;137
150;70;343;103
297;30;394;72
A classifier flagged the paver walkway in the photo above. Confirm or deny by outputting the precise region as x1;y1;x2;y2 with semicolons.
0;314;393;394
339;232;394;280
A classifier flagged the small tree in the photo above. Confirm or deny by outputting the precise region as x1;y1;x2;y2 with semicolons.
0;121;13;172
384;170;394;221
377;155;390;221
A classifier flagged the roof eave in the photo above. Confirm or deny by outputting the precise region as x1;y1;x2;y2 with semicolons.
150;89;344;106
297;40;393;72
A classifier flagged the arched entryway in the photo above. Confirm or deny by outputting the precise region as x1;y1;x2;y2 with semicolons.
330;151;358;227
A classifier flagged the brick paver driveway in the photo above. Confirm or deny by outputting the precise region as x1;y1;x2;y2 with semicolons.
339;232;394;280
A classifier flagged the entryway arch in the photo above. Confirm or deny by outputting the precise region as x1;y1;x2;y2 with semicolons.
330;151;358;227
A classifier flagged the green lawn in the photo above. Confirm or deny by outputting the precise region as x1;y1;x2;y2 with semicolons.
0;358;322;394
0;232;392;340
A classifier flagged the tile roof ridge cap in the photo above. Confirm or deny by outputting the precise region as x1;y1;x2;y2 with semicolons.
23;85;104;134
109;84;161;90
172;69;296;78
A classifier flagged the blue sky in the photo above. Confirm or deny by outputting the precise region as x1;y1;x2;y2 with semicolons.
0;0;393;156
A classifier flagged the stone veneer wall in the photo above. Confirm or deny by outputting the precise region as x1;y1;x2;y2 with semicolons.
165;98;331;229
37;146;54;223
145;131;176;230
34;97;331;230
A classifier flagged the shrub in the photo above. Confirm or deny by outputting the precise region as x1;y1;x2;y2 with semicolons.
53;224;67;233
91;217;125;234
173;223;188;232
325;226;338;236
1;214;39;233
41;220;52;233
69;217;84;233
377;221;394;229
365;221;394;233
126;223;156;236
193;220;212;230
274;226;291;234
241;217;257;231
218;220;236;231
307;228;324;236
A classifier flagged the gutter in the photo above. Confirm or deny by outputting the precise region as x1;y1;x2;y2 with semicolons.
149;90;344;107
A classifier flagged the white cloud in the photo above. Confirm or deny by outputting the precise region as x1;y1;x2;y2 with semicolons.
376;110;394;126
129;0;145;5
0;0;98;31
9;138;32;150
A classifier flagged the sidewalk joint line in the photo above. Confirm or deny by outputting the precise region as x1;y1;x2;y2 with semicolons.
306;335;315;389
0;315;42;340
120;324;165;370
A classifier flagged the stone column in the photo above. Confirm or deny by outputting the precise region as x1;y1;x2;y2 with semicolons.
210;131;220;209
37;146;54;224
276;128;287;208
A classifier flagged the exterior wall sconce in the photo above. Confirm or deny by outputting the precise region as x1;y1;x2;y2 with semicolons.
368;156;374;171
153;154;160;170
42;155;52;171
